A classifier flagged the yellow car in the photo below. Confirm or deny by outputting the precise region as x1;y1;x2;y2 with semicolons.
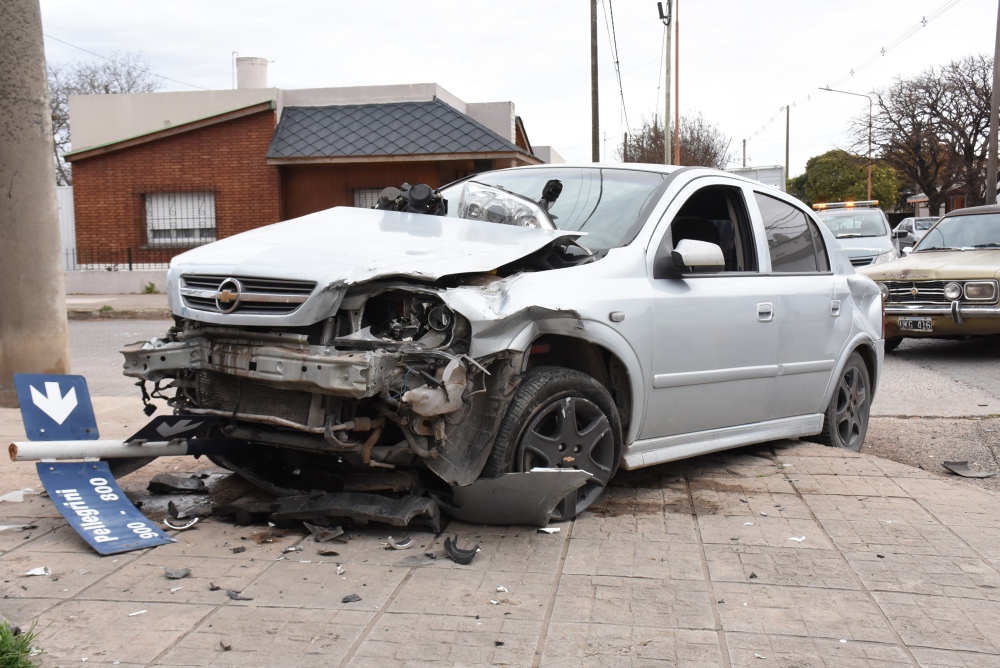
859;204;1000;351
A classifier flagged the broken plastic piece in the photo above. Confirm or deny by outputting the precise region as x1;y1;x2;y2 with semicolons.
342;593;362;603
496;585;508;593
386;536;413;550
304;522;345;543
444;535;480;565
443;469;592;527
943;460;998;478
220;641;232;651
226;589;253;601
537;527;560;534
127;610;147;617
147;473;208;494
282;545;303;553
24;567;50;576
788;536;806;543
336;565;346;575
165;568;191;580
0;488;38;503
231;546;246;554
163;517;199;531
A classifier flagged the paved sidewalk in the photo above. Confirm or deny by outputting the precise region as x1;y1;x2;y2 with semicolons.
66;293;171;320
3;396;1000;666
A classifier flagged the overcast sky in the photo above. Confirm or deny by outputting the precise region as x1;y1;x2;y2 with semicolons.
39;0;997;177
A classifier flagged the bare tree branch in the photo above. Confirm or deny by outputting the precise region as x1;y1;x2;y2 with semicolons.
618;112;730;168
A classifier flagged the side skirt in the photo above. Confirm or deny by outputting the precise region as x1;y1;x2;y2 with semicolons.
621;414;824;470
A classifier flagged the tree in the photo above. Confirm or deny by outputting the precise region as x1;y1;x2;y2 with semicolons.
787;150;901;209
856;54;993;214
48;51;162;185
619;111;730;168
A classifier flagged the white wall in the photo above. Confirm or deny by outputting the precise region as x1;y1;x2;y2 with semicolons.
56;186;75;266
65;269;168;295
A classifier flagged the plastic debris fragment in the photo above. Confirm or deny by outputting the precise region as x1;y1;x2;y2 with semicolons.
788;536;806;543
444;535;480;565
24;567;50;576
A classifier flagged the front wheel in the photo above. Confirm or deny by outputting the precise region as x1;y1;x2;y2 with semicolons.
482;366;622;521
818;352;871;452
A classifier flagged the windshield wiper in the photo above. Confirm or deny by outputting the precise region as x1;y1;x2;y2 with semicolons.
971;243;1000;249
913;246;964;252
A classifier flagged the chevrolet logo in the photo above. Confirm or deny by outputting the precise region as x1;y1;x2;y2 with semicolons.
214;278;243;314
216;290;238;303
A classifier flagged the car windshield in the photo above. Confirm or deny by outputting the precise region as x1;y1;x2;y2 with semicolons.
815;211;888;238
914;218;936;231
440;167;666;252
914;212;1000;251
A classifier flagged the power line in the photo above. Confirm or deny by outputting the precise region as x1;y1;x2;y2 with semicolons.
654;23;667;127
601;0;631;136
743;0;963;145
43;34;211;91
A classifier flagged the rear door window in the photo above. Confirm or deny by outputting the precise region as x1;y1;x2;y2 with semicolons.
754;193;830;273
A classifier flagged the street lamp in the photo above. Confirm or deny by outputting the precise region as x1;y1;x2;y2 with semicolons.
819;86;873;201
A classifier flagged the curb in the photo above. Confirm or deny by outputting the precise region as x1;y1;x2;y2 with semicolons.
68;308;173;321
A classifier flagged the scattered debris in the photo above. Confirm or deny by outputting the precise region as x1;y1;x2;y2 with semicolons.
231;546;246;554
748;572;758;579
127;610;147;617
496;585;508;593
490;600;499;605
877;554;885;559
24;567;50;577
167;500;189;519
788;536;806;543
943;461;998;478
147;473;208;494
444;535;480;565
282;546;303;554
165;568;191;580
494;641;504;647
304;522;345;543
318;550;340;557
209;583;221;591
342;593;362;603
0;488;38;503
743;522;754;526
537;527;560;534
212;502;274;526
336;565;346;575
755;653;767;659
163;517;199;531
386;536;413;550
170;587;184;593
226;590;253;601
220;641;232;652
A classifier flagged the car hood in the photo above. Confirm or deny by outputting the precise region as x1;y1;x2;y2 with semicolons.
858;248;1000;281
831;236;894;257
170;206;583;283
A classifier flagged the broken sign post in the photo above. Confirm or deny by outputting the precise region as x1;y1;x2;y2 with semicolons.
36;461;173;555
13;374;98;441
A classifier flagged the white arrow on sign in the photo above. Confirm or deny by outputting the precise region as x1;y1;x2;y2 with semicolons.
29;383;78;425
155;419;203;438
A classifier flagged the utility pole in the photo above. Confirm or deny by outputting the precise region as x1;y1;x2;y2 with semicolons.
591;0;599;163
673;0;680;165
658;1;672;165
742;139;746;168
0;0;71;406
784;105;790;185
987;0;1000;205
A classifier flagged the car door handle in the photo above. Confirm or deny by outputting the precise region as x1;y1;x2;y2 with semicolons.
831;299;842;317
757;302;774;323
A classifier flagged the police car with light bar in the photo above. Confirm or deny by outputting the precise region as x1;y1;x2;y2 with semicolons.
812;201;898;267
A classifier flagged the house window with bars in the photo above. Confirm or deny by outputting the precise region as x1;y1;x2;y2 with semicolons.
353;188;382;209
145;192;217;246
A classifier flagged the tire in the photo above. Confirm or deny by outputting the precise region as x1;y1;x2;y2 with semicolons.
818;352;871;452
482;366;622;521
884;337;903;353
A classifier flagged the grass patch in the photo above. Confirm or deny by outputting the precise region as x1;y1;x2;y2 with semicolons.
99;305;114;313
0;620;43;667
143;281;158;294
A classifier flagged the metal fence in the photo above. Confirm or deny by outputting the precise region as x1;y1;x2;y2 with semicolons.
64;244;193;271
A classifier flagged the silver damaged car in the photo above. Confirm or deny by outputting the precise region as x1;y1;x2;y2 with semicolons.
122;165;884;522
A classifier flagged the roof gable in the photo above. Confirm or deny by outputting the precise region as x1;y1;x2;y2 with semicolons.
267;99;529;160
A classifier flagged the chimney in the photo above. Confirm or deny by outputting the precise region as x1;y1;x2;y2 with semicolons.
236;57;268;89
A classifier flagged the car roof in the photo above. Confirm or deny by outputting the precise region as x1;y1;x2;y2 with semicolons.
942;203;1000;217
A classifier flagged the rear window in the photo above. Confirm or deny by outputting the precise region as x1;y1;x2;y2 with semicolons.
815;210;888;239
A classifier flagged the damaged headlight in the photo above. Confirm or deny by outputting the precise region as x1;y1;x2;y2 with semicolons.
457;181;555;230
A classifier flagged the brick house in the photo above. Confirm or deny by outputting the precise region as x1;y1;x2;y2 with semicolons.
64;74;552;267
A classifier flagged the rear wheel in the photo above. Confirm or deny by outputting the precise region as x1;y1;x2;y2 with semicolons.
818;352;870;452
482;366;622;521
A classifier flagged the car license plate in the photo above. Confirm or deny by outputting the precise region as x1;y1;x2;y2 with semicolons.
898;317;933;332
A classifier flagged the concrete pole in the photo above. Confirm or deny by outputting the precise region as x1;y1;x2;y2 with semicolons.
0;0;71;407
663;2;672;165
673;0;680;165
987;0;1000;205
785;105;790;185
591;0;600;163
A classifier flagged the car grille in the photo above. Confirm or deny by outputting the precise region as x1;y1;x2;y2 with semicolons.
850;257;875;267
883;280;948;304
180;275;316;315
195;370;313;426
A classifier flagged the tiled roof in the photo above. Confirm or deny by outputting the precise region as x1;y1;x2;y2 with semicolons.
267;99;527;159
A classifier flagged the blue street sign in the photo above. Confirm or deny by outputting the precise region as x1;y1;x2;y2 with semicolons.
128;415;224;443
36;461;174;555
13;374;98;441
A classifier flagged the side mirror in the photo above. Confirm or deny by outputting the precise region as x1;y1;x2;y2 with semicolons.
655;239;725;278
893;229;908;238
